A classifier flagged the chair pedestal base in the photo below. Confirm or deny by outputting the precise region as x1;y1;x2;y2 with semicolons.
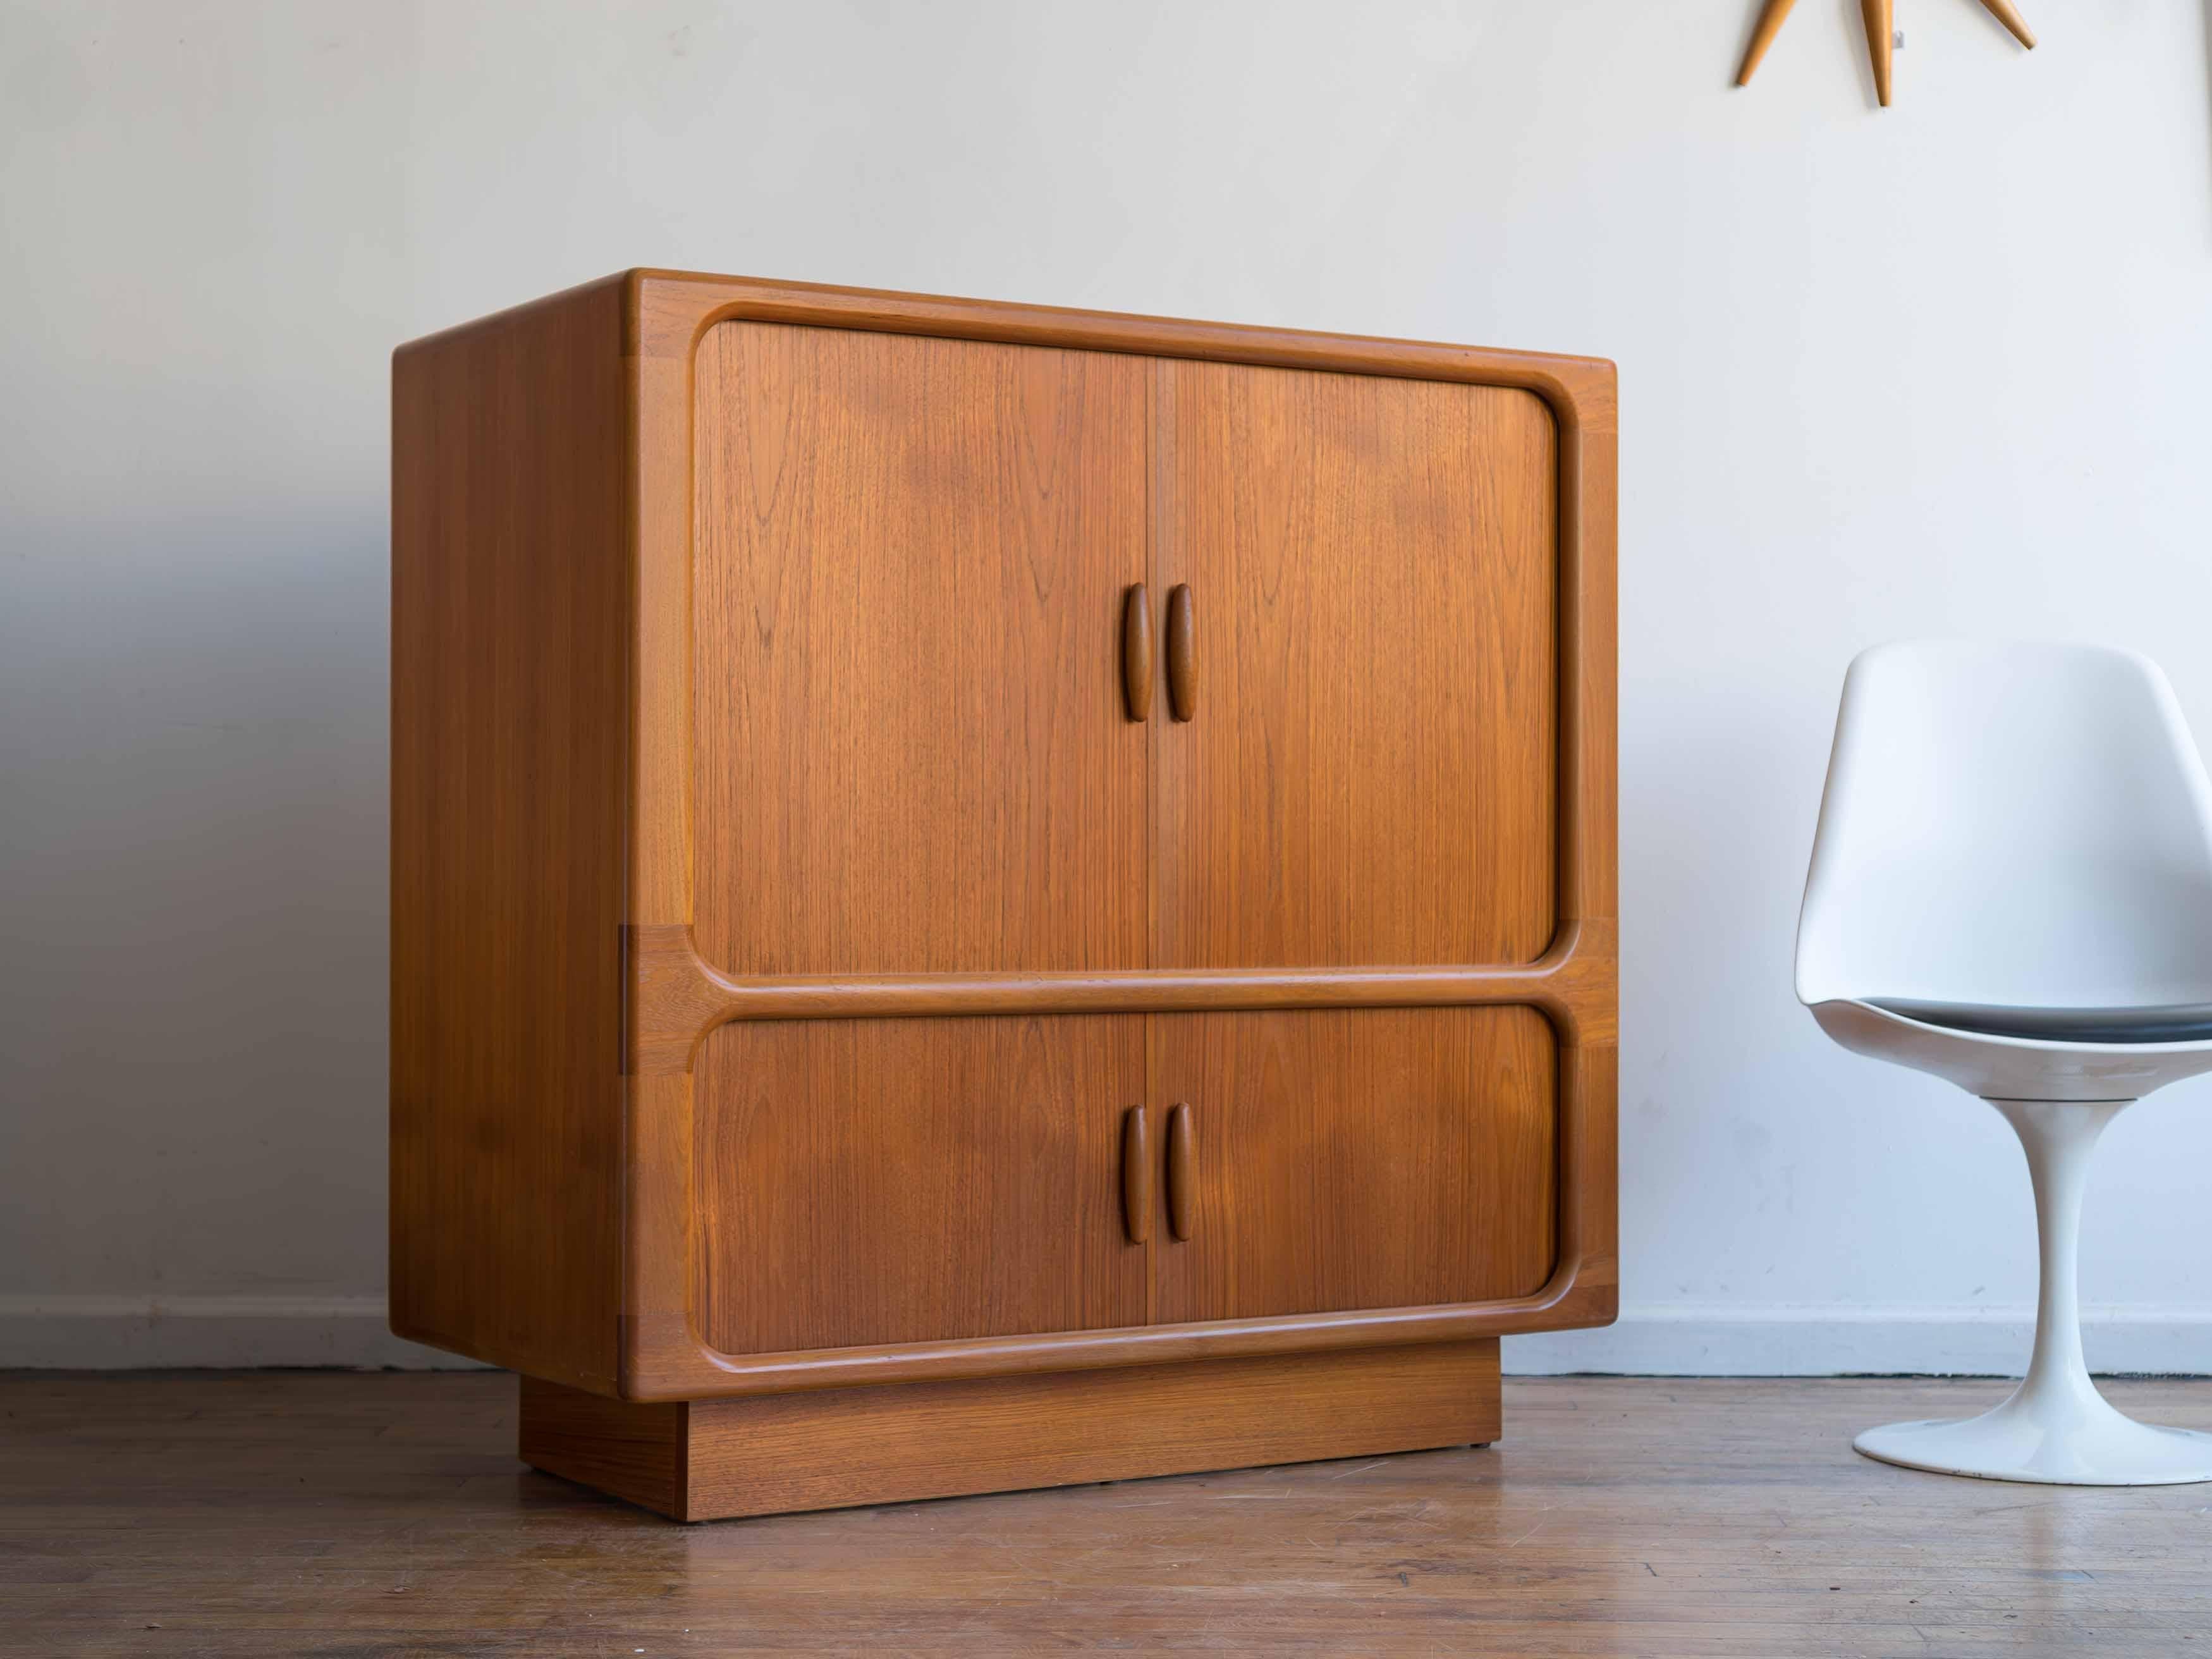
1854;1096;2212;1486
1857;1392;2212;1486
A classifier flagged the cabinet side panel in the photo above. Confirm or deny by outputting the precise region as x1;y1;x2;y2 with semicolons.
391;279;628;1389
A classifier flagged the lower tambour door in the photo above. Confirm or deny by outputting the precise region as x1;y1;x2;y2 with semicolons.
694;1015;1148;1356
1151;1007;1558;1326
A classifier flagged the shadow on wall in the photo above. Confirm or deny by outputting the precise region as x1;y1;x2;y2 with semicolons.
0;509;390;1294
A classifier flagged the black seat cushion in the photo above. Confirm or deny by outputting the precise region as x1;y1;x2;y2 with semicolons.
1867;998;2212;1044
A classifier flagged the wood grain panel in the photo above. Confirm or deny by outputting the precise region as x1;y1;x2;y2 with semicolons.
694;1016;1149;1356
1152;1008;1556;1326
691;321;1146;977
389;277;628;1390
1151;358;1557;969
528;1342;1498;1521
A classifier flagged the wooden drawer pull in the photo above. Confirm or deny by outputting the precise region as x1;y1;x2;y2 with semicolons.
1165;1103;1195;1239
1121;585;1153;721
1164;584;1195;721
1121;1106;1151;1244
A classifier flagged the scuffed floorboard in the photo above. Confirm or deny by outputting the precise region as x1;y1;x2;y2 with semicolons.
4;1371;2209;1655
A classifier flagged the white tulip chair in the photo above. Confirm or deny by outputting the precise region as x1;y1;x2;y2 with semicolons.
1797;639;2212;1484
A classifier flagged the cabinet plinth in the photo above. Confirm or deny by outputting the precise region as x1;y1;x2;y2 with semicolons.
520;1342;1503;1523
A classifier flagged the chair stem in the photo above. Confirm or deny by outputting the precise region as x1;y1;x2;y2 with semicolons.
1852;1091;2212;1483
1988;1097;2127;1422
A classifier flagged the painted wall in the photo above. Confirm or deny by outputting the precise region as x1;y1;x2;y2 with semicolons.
5;0;2211;1373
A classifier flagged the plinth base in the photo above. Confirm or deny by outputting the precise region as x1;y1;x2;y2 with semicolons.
522;1338;1502;1521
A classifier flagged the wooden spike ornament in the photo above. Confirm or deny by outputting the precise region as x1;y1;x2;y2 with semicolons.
1736;0;2035;106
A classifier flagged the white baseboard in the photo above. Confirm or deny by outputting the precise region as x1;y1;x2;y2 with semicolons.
1505;1303;2212;1377
4;1295;2208;1376
0;1295;490;1370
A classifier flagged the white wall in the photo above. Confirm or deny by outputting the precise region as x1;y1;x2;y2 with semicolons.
5;0;2211;1373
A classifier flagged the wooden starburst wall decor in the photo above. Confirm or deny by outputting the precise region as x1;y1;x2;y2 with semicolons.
1737;0;2036;106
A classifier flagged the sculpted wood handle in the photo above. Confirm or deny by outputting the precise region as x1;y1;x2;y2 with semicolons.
1121;585;1152;721
1121;1106;1151;1244
1166;1103;1195;1240
1165;584;1195;721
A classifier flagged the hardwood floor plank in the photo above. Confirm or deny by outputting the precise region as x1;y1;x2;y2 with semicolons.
3;1372;2210;1654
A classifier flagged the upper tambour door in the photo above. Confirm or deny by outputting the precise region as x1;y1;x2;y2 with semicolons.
1151;360;1558;969
692;322;1147;978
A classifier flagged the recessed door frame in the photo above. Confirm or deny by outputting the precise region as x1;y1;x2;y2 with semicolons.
614;271;1616;1403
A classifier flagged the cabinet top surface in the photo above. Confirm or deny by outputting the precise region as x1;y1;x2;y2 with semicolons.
400;269;1617;407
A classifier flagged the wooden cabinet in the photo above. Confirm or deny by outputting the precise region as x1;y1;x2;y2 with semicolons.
393;271;1616;1521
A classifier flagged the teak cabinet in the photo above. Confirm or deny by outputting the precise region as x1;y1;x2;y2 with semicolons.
391;271;1617;1522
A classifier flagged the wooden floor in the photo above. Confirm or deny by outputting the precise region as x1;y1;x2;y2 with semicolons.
6;1373;2211;1655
